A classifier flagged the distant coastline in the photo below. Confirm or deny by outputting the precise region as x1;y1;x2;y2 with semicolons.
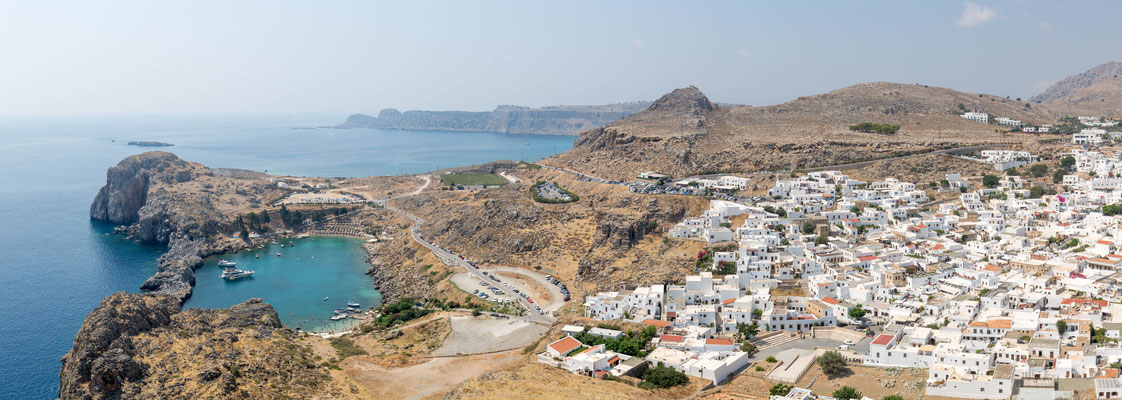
127;141;174;147
337;101;651;136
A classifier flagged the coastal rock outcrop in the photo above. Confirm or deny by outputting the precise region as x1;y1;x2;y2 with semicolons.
90;152;186;224
59;295;314;400
58;292;180;400
89;152;277;301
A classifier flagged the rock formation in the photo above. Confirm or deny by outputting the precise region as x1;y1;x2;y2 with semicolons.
58;294;317;400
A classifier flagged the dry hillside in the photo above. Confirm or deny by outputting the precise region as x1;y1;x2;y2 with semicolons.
550;83;1055;179
1031;61;1122;118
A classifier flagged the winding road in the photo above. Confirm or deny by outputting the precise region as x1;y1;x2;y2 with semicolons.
375;176;555;325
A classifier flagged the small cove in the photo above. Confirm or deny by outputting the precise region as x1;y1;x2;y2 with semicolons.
183;236;382;333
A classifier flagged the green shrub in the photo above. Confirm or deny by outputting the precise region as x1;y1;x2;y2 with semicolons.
640;363;688;389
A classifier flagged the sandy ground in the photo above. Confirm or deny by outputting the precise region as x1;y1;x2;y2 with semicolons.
796;364;929;400
433;315;547;356
344;350;525;400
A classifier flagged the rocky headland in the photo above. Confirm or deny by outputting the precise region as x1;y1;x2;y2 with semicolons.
89;151;277;301
338;102;651;136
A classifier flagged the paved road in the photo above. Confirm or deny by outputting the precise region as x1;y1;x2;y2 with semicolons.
376;180;554;325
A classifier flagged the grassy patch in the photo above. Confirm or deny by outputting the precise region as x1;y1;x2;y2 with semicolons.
328;337;368;360
440;173;507;186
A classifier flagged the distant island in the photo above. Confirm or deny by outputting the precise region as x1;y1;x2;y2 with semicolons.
127;141;174;147
337;102;651;136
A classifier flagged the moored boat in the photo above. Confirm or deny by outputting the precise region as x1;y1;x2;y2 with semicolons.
219;267;255;280
217;260;236;267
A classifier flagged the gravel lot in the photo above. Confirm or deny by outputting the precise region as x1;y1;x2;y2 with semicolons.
433;315;547;356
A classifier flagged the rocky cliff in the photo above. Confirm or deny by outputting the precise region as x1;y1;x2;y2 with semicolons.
59;294;331;399
338;102;650;136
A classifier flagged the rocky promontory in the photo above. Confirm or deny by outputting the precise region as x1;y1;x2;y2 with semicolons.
89;151;279;301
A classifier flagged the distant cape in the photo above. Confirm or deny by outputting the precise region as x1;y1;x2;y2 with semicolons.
337;102;651;136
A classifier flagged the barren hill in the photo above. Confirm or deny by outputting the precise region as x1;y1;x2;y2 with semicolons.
1030;61;1122;117
549;82;1053;179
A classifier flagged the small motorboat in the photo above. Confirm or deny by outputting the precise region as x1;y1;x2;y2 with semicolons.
347;301;360;307
330;314;347;321
323;296;329;301
255;254;259;258
275;252;282;256
217;260;236;268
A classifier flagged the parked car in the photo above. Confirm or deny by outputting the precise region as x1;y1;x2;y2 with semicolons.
844;339;856;346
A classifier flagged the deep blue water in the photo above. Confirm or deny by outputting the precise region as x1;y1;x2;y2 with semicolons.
0;113;573;398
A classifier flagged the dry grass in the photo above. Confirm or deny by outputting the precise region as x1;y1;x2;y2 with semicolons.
446;362;706;400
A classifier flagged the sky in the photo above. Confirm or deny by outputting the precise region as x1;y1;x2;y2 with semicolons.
0;0;1119;116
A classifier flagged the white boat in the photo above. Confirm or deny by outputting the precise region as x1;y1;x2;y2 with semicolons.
217;260;236;267
219;267;255;280
330;314;347;321
347;301;360;307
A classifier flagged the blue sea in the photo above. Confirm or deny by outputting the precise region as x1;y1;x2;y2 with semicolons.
0;113;573;398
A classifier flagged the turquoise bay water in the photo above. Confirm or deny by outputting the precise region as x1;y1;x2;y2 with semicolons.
0;113;573;398
184;237;381;333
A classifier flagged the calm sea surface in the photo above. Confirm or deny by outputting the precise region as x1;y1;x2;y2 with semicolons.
0;113;573;398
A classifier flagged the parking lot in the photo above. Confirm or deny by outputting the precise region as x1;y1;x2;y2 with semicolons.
451;273;520;305
489;266;569;313
534;182;573;201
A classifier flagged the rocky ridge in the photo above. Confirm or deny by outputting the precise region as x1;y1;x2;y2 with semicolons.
1030;61;1122;117
552;83;1048;179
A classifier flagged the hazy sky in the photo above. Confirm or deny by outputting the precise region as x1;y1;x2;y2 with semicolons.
1;1;1119;115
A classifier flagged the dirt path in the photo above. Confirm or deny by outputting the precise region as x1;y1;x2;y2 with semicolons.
409;175;431;195
344;350;525;400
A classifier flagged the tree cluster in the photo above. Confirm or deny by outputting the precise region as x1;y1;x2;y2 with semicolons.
639;363;689;389
848;122;899;135
573;325;658;357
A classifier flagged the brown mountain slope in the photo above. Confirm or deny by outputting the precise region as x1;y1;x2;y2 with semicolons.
549;82;1053;179
1030;61;1122;117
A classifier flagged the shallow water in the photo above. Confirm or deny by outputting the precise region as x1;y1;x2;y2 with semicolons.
184;236;381;333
